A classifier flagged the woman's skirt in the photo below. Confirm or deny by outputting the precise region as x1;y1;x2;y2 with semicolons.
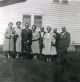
31;40;40;54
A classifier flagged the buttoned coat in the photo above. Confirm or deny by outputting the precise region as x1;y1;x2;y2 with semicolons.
3;27;15;52
15;27;22;52
42;32;57;55
21;29;32;53
58;31;70;50
31;31;40;54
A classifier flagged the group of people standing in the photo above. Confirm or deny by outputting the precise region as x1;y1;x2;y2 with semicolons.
3;21;70;63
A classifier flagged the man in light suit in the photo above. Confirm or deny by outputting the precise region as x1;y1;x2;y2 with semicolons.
58;26;70;64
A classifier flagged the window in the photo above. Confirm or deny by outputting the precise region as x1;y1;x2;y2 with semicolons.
53;0;68;4
53;0;59;3
34;15;42;28
22;15;31;27
61;0;68;4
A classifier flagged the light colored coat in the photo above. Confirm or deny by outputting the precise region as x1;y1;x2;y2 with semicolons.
15;27;22;52
42;32;57;55
3;27;15;52
31;31;40;54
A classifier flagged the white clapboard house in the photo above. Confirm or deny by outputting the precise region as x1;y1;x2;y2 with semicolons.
0;0;80;51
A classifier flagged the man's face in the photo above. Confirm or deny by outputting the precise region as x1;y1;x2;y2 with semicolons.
62;27;66;32
53;29;57;33
32;26;36;31
25;23;29;29
41;28;44;32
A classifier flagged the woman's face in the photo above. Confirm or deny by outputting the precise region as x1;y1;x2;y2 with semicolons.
32;26;36;31
47;27;51;33
16;23;21;27
8;23;13;28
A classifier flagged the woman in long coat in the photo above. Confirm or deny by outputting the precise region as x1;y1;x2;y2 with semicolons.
15;21;22;58
3;22;15;59
31;25;40;59
42;26;57;62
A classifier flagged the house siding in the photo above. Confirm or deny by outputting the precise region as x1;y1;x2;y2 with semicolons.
0;0;80;44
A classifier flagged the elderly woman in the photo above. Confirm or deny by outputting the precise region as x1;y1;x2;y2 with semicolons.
31;25;40;59
3;22;15;59
42;26;57;62
15;21;22;58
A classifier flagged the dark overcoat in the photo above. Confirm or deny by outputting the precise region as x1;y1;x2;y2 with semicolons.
58;31;70;50
55;32;60;49
21;29;32;53
39;31;46;54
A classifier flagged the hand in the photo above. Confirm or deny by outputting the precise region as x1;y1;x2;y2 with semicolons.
27;40;30;42
10;34;14;37
15;34;19;38
24;42;26;44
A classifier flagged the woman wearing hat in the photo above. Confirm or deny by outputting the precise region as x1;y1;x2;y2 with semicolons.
3;22;15;59
42;26;57;62
15;21;22;58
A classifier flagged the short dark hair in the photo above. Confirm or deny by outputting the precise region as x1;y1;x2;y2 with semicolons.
32;25;36;29
25;23;29;26
47;26;51;30
41;27;44;29
16;21;21;25
62;26;66;29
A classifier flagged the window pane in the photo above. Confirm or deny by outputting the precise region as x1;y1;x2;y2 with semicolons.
62;0;68;4
34;15;42;28
22;15;31;28
53;0;59;3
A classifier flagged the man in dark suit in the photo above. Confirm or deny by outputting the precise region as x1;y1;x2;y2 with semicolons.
39;27;46;60
58;26;70;64
53;28;60;53
53;28;60;62
21;23;32;59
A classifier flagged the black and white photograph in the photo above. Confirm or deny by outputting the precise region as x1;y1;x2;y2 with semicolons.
0;0;80;82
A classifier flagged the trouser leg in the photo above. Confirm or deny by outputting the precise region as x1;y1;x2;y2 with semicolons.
58;48;67;64
52;55;57;63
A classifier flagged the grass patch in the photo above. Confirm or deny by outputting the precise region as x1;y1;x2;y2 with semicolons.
0;51;80;82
